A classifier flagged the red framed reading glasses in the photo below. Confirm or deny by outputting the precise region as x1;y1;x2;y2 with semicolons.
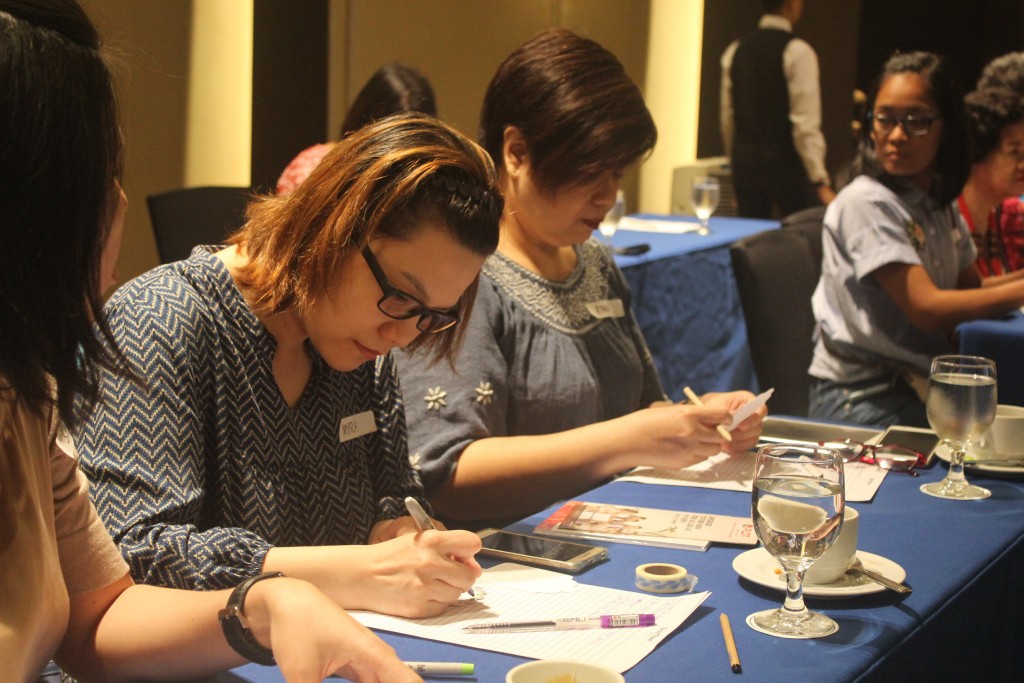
818;439;929;477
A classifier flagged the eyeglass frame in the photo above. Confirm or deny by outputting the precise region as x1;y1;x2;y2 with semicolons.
818;438;929;476
360;246;461;334
869;110;941;137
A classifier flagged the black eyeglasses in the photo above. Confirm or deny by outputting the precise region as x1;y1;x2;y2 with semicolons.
870;111;940;137
819;439;928;477
361;247;461;334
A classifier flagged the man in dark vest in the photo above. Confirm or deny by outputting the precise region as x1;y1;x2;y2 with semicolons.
720;0;834;219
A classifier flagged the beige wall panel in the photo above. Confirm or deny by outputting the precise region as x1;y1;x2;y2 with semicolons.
341;0;650;206
345;0;557;140
81;0;192;287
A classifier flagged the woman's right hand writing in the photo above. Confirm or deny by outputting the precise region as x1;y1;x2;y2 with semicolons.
264;530;482;619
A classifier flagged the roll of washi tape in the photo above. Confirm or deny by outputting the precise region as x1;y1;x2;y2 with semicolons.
635;563;689;594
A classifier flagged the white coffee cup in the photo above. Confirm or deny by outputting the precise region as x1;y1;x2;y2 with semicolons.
805;505;858;585
506;660;625;683
974;404;1024;459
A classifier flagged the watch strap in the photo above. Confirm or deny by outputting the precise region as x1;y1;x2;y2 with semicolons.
218;571;284;666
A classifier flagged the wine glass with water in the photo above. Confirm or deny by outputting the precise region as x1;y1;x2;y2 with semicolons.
599;189;626;244
691;176;720;235
922;354;997;500
749;444;845;638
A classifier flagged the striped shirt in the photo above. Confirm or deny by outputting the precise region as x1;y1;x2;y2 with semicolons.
75;247;423;590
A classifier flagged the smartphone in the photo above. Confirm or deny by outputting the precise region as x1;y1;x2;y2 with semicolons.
476;529;608;574
877;425;941;467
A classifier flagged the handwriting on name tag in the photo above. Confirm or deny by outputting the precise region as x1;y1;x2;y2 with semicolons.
586;299;625;319
339;410;378;442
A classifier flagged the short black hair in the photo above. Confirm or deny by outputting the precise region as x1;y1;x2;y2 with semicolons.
964;87;1024;163
978;52;1024;95
479;28;656;192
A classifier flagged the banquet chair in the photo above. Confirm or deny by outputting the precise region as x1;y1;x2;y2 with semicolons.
780;205;826;278
730;227;820;416
147;186;252;264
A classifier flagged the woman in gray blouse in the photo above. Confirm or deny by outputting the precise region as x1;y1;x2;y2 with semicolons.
397;29;766;527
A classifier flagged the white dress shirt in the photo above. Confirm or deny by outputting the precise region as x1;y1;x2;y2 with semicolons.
720;14;829;186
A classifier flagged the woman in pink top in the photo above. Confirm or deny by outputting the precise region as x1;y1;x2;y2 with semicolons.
276;63;437;194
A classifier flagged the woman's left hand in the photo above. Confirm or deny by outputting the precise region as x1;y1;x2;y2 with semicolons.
700;390;767;453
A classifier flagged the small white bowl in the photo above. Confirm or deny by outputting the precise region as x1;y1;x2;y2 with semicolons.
506;659;625;683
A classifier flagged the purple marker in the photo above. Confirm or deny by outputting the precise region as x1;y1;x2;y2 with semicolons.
462;613;656;633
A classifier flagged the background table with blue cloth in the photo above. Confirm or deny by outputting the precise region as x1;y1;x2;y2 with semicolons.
607;214;778;402
216;450;1024;683
958;310;1024;407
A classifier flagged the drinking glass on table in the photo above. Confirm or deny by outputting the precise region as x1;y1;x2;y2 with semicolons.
691;176;720;235
922;354;997;500
599;189;626;242
749;444;844;638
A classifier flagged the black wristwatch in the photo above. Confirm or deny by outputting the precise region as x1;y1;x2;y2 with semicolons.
218;571;285;666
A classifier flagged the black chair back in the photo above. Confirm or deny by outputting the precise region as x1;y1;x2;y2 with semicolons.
147;186;252;264
780;205;826;278
730;227;821;416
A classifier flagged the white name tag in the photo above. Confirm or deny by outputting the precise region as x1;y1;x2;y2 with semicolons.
338;410;377;443
586;299;625;319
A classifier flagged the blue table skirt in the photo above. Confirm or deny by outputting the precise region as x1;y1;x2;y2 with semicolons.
609;215;778;401
958;310;1024;407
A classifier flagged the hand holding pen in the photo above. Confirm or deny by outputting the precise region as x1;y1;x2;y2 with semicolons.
405;497;481;598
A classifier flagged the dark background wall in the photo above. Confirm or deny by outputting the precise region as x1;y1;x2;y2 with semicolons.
698;0;1024;184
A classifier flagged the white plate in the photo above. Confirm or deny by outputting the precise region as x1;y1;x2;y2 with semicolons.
732;547;907;597
616;216;703;234
935;444;1024;477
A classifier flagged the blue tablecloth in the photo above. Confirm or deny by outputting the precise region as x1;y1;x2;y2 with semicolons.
959;310;1024;407
609;214;778;401
220;454;1024;682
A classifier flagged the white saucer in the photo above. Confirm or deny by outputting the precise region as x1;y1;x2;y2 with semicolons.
732;547;907;597
936;444;1024;477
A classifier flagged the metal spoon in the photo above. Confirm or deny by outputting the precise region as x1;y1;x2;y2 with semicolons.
846;558;912;594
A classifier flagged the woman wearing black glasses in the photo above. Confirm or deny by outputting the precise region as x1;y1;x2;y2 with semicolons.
74;113;502;619
809;51;1024;428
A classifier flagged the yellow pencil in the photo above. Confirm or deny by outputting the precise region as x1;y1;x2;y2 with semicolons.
720;613;742;673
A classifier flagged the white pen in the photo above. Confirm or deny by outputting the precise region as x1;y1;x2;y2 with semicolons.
404;496;475;597
463;613;656;633
404;496;438;531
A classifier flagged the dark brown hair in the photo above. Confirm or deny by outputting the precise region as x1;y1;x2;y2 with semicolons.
480;28;656;192
339;62;436;139
232;113;502;361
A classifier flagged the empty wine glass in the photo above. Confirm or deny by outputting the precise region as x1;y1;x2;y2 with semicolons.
599;189;626;243
691;176;720;235
922;354;997;500
748;444;844;638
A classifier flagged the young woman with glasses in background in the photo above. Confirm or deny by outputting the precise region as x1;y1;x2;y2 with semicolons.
808;51;1024;429
73;113;504;621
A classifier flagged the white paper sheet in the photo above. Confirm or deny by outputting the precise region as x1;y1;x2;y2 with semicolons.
615;216;703;234
352;563;710;674
618;452;886;502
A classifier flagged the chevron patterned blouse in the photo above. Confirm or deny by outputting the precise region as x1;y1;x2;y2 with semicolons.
75;247;423;590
